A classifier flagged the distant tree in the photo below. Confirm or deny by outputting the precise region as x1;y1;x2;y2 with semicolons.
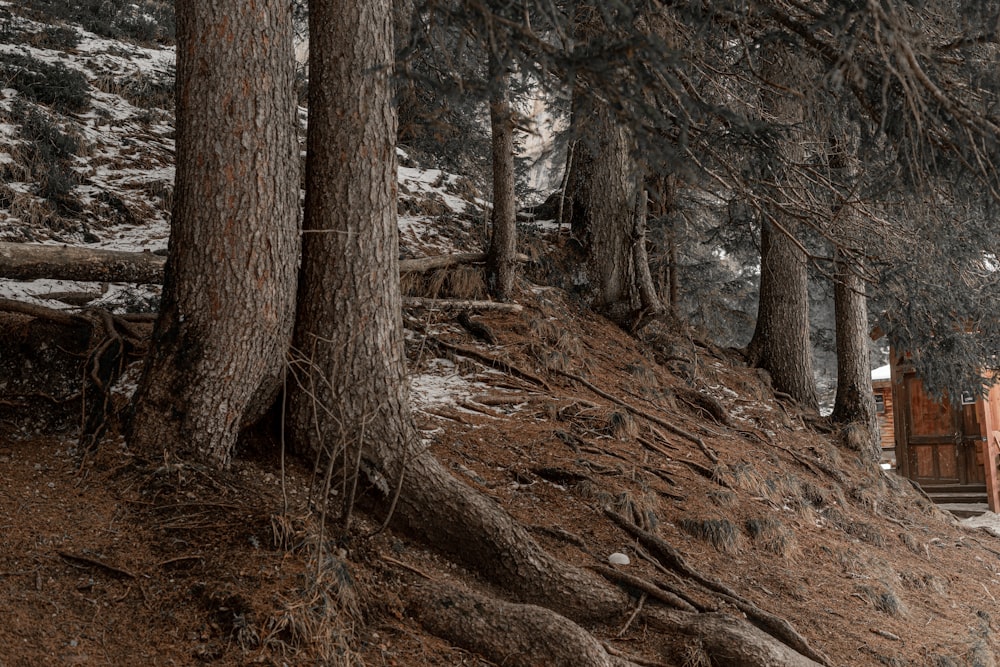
485;45;517;301
127;0;299;466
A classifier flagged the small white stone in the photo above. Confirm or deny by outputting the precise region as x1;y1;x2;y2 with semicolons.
608;552;630;566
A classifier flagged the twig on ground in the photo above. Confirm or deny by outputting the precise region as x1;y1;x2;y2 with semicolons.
618;592;648;637
58;551;137;579
590;564;697;612
382;554;435;580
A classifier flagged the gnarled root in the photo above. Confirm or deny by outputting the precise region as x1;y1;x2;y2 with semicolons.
406;581;641;667
646;609;825;667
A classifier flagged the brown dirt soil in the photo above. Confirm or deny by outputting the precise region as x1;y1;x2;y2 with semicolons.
2;281;1000;666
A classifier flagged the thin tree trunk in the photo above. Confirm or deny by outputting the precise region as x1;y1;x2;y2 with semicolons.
831;254;877;457
829;127;878;458
128;0;299;467
631;181;663;329
485;51;517;301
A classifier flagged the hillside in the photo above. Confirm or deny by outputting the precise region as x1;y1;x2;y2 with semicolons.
3;4;1000;667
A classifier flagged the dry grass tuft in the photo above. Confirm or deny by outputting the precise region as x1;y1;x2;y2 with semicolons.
713;461;767;497
856;583;905;617
679;517;742;554
606;410;638;440
612;490;660;532
403;265;486;300
680;640;712;667
706;489;736;507
745;516;796;557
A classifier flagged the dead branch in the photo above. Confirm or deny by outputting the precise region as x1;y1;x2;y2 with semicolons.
57;550;137;579
0;297;82;327
0;242;164;283
550;368;719;464
430;337;550;389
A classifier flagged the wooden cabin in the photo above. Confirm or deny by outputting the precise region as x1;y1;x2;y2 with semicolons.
871;365;895;468
884;353;1000;514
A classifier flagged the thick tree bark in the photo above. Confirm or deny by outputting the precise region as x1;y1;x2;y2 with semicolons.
485;52;518;302
831;255;878;457
127;0;299;467
747;219;818;410
746;50;818;411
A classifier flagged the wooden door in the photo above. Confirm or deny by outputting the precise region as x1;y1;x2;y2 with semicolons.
900;374;985;489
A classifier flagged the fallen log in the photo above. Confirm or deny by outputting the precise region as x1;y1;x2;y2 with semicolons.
402;297;523;313
0;244;528;285
399;251;531;273
0;242;165;284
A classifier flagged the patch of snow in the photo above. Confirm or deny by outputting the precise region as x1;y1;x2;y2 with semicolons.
872;364;891;381
409;358;491;411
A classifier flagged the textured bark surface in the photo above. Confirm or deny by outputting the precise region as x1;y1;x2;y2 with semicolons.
747;219;818;411
128;0;299;467
746;50;818;412
485;54;517;302
408;582;637;667
829;128;878;457
648;609;825;667
562;94;638;320
831;258;878;457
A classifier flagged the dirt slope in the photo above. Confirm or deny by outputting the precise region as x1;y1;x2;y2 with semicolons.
2;280;1000;666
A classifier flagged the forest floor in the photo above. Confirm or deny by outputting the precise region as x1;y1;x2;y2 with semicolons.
3;270;1000;666
4;5;1000;665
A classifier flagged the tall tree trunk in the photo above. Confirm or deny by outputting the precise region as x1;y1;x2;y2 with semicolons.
288;0;624;624
485;51;517;301
746;50;818;412
631;180;664;330
561;88;638;323
747;220;818;410
128;0;299;467
829;127;879;459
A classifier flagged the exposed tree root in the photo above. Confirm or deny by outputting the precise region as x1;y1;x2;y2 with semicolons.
590;564;697;612
389;450;628;622
406;581;641;667
430;337;550;390
550;367;719;463
605;509;831;665
645;609;825;667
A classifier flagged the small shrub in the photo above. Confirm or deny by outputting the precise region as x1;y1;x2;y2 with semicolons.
14;100;82;206
0;52;90;112
10;25;81;49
